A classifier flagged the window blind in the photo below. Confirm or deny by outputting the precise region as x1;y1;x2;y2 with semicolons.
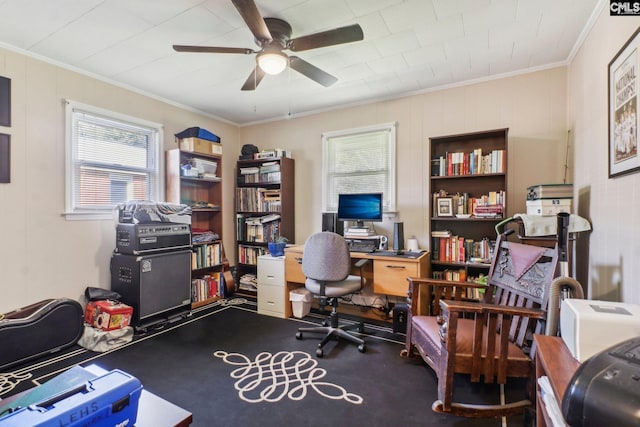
68;106;160;214
323;124;396;212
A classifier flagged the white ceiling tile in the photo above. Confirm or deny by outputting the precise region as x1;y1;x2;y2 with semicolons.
413;14;464;46
345;0;403;17
373;30;421;57
403;44;447;68
380;0;437;33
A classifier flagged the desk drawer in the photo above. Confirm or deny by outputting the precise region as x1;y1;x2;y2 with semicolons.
257;255;285;286
285;250;306;284
373;259;419;296
257;283;286;318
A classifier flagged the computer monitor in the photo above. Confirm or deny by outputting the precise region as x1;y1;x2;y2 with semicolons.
337;192;383;228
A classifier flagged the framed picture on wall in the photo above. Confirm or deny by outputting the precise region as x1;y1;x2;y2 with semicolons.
608;26;640;178
0;76;9;127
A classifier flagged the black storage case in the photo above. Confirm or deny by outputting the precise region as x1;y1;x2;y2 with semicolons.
110;250;192;326
0;298;84;370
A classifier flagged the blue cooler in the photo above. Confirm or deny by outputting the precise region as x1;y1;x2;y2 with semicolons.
0;369;142;427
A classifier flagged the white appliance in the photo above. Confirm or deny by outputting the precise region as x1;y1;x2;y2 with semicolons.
560;299;640;361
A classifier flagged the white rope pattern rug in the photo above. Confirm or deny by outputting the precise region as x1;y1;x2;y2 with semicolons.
214;350;363;404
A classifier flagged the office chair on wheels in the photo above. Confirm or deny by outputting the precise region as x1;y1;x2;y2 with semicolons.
295;232;368;358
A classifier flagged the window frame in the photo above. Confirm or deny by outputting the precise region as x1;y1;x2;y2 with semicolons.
321;122;397;214
64;100;163;220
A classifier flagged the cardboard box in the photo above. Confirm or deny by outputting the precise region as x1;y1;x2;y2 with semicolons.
179;137;222;156
526;198;572;215
85;300;133;331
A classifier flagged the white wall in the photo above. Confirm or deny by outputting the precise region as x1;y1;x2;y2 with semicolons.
240;68;570;257
0;48;239;313
568;11;640;302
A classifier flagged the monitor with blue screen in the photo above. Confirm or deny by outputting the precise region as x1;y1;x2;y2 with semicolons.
337;193;383;228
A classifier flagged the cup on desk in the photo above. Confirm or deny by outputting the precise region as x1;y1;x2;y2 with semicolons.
407;238;419;252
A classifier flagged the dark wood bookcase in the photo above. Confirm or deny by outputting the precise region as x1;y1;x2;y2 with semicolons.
166;148;224;308
429;128;508;288
234;157;295;292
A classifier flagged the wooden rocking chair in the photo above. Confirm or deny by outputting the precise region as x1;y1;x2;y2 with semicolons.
401;232;558;418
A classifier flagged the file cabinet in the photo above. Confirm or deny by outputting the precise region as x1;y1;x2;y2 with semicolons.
257;255;286;318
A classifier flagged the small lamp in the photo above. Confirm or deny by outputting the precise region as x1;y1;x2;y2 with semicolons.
257;50;288;75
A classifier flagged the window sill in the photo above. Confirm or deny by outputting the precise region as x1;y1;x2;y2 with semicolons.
63;211;114;221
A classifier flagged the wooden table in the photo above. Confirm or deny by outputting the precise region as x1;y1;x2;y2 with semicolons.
534;334;580;427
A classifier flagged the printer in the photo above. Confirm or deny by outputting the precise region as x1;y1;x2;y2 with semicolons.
560;298;640;361
562;336;640;426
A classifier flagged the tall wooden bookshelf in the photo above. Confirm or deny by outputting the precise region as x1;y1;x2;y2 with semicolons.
429;129;508;290
235;156;295;293
166;148;225;309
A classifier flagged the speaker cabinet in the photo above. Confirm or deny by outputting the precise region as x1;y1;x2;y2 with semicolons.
322;212;344;235
393;222;404;253
111;250;192;325
393;303;408;333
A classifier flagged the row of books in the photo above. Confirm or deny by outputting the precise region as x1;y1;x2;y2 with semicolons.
238;161;281;184
431;231;494;263
236;213;281;242
432;148;505;177
191;243;222;270
237;244;268;266
432;190;505;218
236;187;281;212
191;272;224;303
431;270;487;300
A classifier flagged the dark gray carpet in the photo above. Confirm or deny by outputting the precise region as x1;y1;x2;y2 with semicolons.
1;300;529;426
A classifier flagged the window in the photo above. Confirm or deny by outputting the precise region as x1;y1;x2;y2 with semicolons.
65;101;163;220
322;122;397;213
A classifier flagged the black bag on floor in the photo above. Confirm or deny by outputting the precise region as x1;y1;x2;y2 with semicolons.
0;298;84;370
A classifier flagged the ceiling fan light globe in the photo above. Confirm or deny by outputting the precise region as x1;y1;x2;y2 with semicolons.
257;51;288;75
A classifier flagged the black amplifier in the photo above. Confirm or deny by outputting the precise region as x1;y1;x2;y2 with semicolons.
116;223;191;254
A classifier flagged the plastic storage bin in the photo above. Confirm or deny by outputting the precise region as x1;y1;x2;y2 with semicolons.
289;288;313;318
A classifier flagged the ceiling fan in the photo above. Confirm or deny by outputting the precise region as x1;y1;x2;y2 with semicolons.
173;0;364;91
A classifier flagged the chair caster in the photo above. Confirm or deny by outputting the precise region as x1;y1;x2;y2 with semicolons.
358;344;366;353
400;349;409;357
316;348;324;358
357;323;365;333
322;320;328;326
296;332;303;340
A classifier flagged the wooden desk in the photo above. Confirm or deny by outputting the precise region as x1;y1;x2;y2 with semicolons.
284;245;430;318
534;334;580;427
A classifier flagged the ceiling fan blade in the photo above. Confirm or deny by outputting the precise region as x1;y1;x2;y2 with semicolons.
289;24;363;52
289;56;337;87
231;0;272;44
173;45;255;54
241;66;266;91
